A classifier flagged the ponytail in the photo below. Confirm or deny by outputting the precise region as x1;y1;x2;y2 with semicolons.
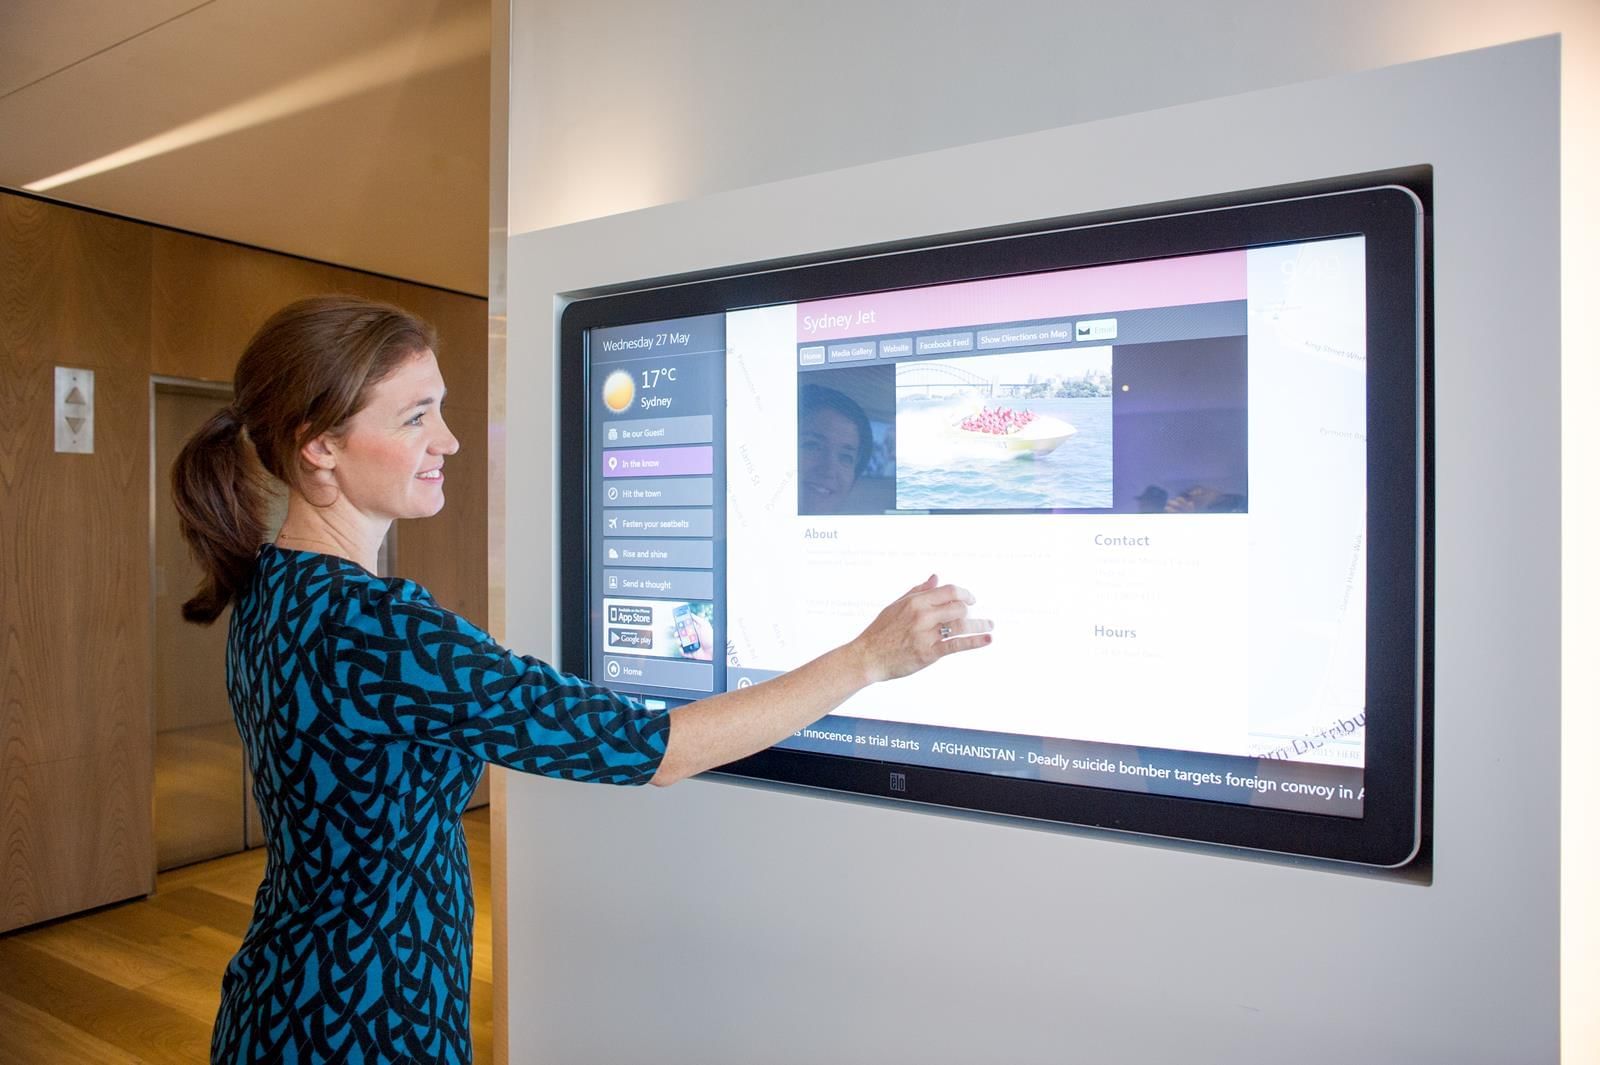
171;406;268;624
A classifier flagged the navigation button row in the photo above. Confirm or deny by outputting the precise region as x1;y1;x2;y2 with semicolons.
603;445;712;478
602;655;714;692
603;476;713;508
603;508;713;538
603;538;714;568
795;317;1125;367
602;413;712;447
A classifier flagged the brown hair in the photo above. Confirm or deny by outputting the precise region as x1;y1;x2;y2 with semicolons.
171;295;438;624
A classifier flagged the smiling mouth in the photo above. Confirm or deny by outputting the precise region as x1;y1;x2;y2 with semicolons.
417;468;444;482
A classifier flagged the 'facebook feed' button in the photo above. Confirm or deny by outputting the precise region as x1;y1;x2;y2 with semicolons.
915;332;975;355
603;445;712;478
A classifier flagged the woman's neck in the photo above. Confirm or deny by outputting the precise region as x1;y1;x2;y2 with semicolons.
275;494;388;574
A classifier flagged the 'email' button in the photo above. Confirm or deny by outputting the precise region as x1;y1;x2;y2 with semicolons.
1074;318;1117;342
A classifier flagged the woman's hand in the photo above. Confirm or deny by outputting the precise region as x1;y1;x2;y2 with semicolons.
848;574;993;684
651;574;992;786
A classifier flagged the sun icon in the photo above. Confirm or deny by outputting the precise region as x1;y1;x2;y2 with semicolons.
602;369;635;414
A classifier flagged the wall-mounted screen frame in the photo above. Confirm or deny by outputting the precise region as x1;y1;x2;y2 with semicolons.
559;172;1430;867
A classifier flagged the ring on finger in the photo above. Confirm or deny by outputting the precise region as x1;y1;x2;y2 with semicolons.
939;624;953;639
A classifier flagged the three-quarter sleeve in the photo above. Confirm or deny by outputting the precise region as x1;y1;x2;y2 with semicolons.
315;576;669;785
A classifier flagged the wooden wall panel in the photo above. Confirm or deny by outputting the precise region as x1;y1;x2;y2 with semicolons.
1;194;154;932
2;750;153;930
149;231;341;382
149;234;487;392
1;189;491;929
0;196;152;373
318;270;405;311
0;362;150;764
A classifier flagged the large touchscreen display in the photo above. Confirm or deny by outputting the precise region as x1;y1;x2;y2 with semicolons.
568;182;1428;865
585;235;1374;818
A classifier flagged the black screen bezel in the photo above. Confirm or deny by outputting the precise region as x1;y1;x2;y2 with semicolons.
558;174;1430;867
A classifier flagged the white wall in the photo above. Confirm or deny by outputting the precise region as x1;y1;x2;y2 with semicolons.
508;0;1593;235
503;5;1596;1061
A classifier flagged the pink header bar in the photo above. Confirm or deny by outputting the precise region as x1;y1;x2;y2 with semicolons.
797;250;1246;342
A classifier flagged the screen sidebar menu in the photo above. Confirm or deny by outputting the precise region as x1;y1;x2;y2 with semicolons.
590;315;726;705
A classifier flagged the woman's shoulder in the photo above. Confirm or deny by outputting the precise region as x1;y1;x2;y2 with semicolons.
245;545;511;668
252;544;438;616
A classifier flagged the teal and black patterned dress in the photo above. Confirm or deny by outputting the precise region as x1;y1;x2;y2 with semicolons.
211;546;669;1064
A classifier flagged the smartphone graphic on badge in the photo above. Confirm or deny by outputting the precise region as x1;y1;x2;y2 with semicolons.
672;604;701;656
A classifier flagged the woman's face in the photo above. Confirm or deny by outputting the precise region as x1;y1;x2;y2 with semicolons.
798;406;862;513
325;350;459;521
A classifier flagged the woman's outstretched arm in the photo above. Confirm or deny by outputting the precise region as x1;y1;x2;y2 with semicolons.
652;576;992;786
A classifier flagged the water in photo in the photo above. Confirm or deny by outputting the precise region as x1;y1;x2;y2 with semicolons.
894;347;1113;510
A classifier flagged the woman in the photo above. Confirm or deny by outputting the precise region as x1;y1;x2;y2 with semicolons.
798;383;874;514
173;296;991;1064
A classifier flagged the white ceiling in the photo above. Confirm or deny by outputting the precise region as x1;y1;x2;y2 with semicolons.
0;0;489;295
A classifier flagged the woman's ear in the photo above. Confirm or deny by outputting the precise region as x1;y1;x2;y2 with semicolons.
298;430;338;472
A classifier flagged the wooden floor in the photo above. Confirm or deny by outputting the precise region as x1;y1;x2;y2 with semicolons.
0;807;494;1064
